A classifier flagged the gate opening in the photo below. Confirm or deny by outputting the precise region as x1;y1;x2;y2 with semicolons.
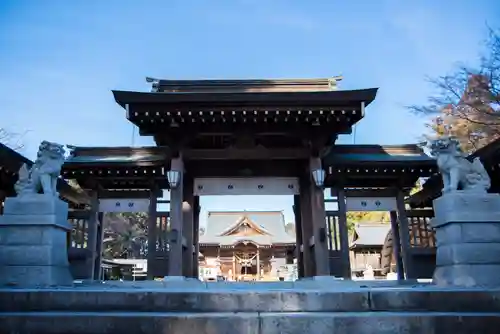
98;198;150;281
196;176;298;282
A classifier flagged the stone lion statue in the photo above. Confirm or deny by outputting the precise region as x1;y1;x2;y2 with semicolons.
14;141;66;197
429;135;490;193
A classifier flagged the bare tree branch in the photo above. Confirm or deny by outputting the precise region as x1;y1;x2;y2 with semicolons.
409;27;500;151
0;128;28;151
409;28;500;123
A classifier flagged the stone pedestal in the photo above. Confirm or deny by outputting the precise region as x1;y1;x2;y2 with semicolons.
432;192;500;287
0;195;73;287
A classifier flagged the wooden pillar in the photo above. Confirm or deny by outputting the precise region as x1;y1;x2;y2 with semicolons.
87;190;99;280
93;212;104;280
308;157;329;276
396;190;412;279
147;186;158;280
299;174;314;277
0;190;6;215
389;210;405;280
167;156;184;277
293;195;305;278
182;175;194;277
335;187;351;279
193;196;200;278
232;251;236;281
256;248;260;279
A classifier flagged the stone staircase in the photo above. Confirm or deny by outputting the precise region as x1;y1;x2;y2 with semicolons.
1;280;500;333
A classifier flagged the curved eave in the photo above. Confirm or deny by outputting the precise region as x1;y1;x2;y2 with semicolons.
324;158;436;168
67;146;168;156
63;160;167;169
323;144;436;167
323;145;437;187
199;242;293;247
112;88;378;108
0;143;32;175
57;179;91;205
62;146;169;170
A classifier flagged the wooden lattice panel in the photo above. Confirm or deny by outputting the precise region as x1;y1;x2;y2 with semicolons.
326;213;341;251
155;212;170;252
406;210;436;248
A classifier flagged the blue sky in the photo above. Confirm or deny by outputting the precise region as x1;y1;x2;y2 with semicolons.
0;0;499;225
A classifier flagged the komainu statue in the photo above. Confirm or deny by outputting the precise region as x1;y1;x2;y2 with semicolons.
429;136;490;193
14;141;66;197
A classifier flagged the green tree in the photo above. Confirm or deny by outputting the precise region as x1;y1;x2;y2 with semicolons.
346;211;390;235
102;212;148;259
410;178;424;196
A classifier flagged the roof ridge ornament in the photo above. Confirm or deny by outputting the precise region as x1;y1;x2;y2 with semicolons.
328;75;343;90
146;77;160;92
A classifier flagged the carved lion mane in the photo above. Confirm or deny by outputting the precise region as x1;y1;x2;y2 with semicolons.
14;141;66;197
429;136;490;193
34;141;66;176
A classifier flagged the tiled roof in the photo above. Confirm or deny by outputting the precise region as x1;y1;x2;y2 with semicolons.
199;211;295;246
63;146;167;166
323;144;435;166
350;223;391;248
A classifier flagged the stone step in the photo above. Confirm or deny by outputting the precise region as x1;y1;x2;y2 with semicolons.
2;287;500;313
3;283;500;333
1;311;500;334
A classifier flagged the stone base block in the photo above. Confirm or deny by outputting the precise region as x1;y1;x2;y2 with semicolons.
3;195;69;217
0;225;68;247
0;244;70;267
0;195;73;287
434;264;500;288
436;243;500;265
0;265;73;287
432;192;500;288
432;192;500;226
435;222;500;246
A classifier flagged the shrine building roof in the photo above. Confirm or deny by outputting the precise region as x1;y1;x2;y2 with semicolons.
199;211;295;247
349;223;391;249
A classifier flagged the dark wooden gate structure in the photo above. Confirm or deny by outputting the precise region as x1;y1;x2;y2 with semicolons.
67;209;102;280
405;208;436;278
381;207;436;279
325;210;350;277
57;77;440;279
147;211;170;278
